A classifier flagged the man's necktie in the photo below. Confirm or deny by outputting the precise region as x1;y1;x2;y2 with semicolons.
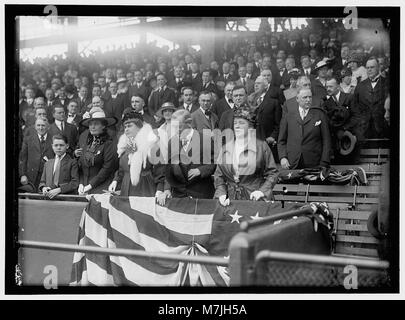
241;78;245;86
257;96;263;105
53;156;61;186
205;110;211;117
305;70;309;77
300;109;306;120
40;135;46;152
60;122;64;132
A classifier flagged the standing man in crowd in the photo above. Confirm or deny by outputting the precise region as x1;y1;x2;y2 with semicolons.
180;87;199;114
148;73;177;116
191;91;218;133
218;85;248;130
278;87;331;169
212;81;235;121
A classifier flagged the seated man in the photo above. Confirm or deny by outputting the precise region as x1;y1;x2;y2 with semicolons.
166;109;216;199
38;134;79;198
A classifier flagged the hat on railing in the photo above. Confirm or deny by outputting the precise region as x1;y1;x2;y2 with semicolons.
79;106;117;127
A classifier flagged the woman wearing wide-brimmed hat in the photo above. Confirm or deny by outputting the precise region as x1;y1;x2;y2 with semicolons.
348;52;367;88
75;106;118;194
214;105;279;206
156;102;177;162
108;111;170;204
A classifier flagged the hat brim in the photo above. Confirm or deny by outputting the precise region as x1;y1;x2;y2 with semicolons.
314;64;329;71
156;106;177;118
79;116;118;128
339;131;357;155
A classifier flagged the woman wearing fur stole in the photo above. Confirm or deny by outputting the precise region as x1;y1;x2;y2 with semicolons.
108;111;170;203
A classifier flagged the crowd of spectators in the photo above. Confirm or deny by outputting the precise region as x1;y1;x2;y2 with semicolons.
17;18;391;200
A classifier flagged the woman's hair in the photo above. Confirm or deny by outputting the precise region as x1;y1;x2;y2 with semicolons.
122;111;144;129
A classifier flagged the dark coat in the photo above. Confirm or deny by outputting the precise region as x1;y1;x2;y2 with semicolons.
194;81;218;96
255;95;282;141
76;131;118;193
214;138;279;200
76;96;92;115
191;108;219;132
273;69;291;89
19;133;55;188
128;82;151;103
321;92;355;132
265;84;286;106
148;86;177;116
103;93;129;129
278;106;331;169
311;78;328;102
352;77;389;140
48;121;78;156
180;102;200;114
216;73;238;83
166;130;216;199
211;98;233;121
38;154;79;194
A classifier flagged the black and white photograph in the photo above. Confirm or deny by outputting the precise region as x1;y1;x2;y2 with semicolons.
4;2;400;301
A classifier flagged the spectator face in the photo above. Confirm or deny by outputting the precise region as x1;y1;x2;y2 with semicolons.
230;64;237;74
276;59;285;71
25;88;35;100
222;63;230;74
67;102;78;115
92;96;102;108
45;89;54;101
254;78;266;93
201;71;210;83
35;119;49;136
106;69;113;78
53;106;65;122
216;81;225;92
285;58;295;71
98;77;106;87
366;59;380;80
116;69;124;79
246;63;254;74
52;138;68;157
232;88;247;107
237;56;245;69
297;77;311;90
326;79;339;96
341;46;350;59
185;55;192;64
234;117;250;138
163;109;173;122
318;66;328;78
309;49;317;59
301;57;311;69
224;84;234;100
82;77;89;86
92;86;101;97
149;79;157;90
159;63;167;73
34;98;46;108
130;96;145;112
79;87;87;98
238;67;247;78
174;67;183;78
109;83;118;95
296;89;312;109
309;34;316;43
35;108;47;120
253;52;262;62
261;69;272;85
88;119;105;136
92;72;99;82
183;89;194;104
157;75;167;88
126;72;134;83
210;61;219;70
124;121;141;138
199;93;212;111
74;78;82;89
342;75;352;85
134;71;143;82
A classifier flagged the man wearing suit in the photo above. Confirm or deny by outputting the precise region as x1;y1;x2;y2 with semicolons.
167;66;191;99
217;62;238;83
48;104;78;156
282;76;312;117
180;87;199;114
194;70;217;96
188;62;201;92
300;55;316;81
38;134;79;197
261;69;286;106
77;85;92;115
278;87;331;169
148;73;177;116
45;88;56;123
286;33;303;63
103;81;127;128
19;118;55;191
211;81;235;121
218;85;249;131
352;57;390;140
128;70;151;103
340;45;350;69
53;86;70;112
235;66;255;95
191;91;218;133
66;100;83;133
272;58;289;89
254;76;282;162
122;95;157;129
311;60;329;107
166;109;216;199
323;77;359;163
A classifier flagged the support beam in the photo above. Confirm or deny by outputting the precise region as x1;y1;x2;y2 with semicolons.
67;16;78;58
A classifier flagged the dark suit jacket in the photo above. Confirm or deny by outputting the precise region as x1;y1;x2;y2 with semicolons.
53;98;70;111
76;131;118;193
255;95;282;141
189;73;202;92
194;81;218;96
128;82;151;103
48;121;78;156
352;77;389;139
77;96;92;115
180;103;200;114
235;78;255;95
38;154;79;194
216;73;238;84
19;134;55;188
148;87;177;116
103;93;129;129
273;69;291;89
278;107;331;169
212;98;233;121
191;108;219;132
321;92;355;132
166;130;216;199
265;84;286;106
67;114;83;133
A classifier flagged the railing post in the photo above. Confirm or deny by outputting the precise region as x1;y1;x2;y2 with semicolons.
228;232;254;286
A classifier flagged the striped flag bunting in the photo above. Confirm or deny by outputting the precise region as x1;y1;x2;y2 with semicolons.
70;194;301;286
